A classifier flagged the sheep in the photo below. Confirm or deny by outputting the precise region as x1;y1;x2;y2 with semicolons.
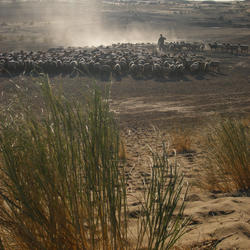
119;60;128;75
167;64;176;75
230;44;239;54
129;63;138;76
189;62;200;73
143;63;153;77
6;60;17;74
208;43;217;51
78;60;87;75
0;42;225;79
113;63;121;76
208;61;220;72
240;45;248;54
152;63;163;77
100;64;112;80
175;63;185;74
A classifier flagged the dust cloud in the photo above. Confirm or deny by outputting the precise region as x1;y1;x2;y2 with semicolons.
0;0;177;48
46;0;164;47
37;0;173;47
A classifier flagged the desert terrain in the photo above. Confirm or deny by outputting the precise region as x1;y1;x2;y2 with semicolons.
0;0;250;249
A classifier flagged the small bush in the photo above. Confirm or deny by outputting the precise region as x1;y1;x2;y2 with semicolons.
203;119;250;193
171;130;193;155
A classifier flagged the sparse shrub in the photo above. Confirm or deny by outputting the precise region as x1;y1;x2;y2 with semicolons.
171;130;193;155
0;77;190;249
136;143;190;250
202;119;250;193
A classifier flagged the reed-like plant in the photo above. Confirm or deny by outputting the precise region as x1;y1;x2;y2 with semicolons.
136;143;190;250
203;119;250;192
0;76;190;249
0;76;127;249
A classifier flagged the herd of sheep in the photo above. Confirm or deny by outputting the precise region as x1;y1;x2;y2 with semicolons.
0;42;223;80
161;41;205;52
161;41;248;55
208;42;248;54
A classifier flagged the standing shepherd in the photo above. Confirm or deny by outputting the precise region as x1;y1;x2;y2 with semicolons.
158;34;166;51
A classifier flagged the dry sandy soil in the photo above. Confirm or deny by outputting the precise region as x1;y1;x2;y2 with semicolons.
0;1;250;249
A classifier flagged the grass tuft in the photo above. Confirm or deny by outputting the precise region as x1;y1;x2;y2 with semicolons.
0;76;128;249
136;143;191;250
202;119;250;193
171;130;193;155
0;76;190;249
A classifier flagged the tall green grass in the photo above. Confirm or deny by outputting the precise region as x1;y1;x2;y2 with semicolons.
203;119;250;193
0;77;127;249
0;77;189;249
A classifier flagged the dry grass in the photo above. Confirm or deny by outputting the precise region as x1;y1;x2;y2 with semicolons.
202;119;250;193
171;130;193;155
136;143;190;250
119;138;127;161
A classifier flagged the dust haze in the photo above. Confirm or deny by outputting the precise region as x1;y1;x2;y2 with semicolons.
46;1;172;47
0;0;177;48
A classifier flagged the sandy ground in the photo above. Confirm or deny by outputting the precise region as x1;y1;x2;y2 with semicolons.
122;129;250;250
0;1;250;249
